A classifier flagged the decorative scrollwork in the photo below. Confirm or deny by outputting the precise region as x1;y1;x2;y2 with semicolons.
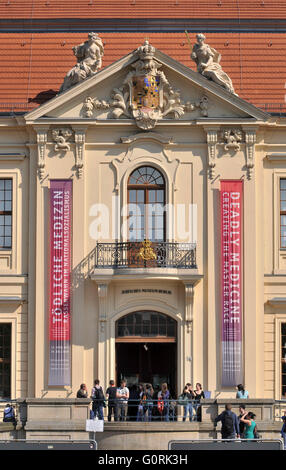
51;128;73;153
221;128;243;152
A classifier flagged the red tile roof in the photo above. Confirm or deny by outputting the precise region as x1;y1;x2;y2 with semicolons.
0;32;285;113
0;0;286;19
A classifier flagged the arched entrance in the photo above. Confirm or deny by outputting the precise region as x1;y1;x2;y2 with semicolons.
115;311;177;396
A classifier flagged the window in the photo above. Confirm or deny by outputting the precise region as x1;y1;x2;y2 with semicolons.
280;179;286;248
282;323;286;398
128;166;165;242
116;311;176;339
0;179;12;249
0;324;11;398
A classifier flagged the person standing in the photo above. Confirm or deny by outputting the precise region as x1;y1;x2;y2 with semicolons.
280;410;286;450
106;379;118;422
194;383;205;422
236;384;249;399
136;383;145;422
187;383;195;421
158;383;170;422
214;404;240;440
237;404;247;436
128;383;140;421
76;383;88;398
240;412;257;439
144;383;154;422
116;379;129;421
91;379;105;420
179;385;194;422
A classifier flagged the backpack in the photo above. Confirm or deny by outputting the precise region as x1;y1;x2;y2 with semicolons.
93;387;104;403
178;394;189;406
157;399;164;414
141;393;147;406
3;406;15;422
223;412;234;435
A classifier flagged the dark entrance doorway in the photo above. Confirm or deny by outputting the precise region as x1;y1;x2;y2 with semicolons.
115;311;177;396
116;342;176;396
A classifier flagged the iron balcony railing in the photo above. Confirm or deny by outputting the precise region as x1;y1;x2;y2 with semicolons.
94;241;197;269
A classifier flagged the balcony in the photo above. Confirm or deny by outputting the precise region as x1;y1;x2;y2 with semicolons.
94;241;197;269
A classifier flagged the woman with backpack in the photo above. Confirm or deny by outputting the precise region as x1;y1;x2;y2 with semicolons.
157;383;170;422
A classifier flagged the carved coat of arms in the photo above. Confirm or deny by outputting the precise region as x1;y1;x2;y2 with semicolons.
83;40;209;130
126;44;166;129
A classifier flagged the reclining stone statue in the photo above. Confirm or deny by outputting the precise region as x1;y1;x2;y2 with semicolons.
59;32;104;93
191;33;236;95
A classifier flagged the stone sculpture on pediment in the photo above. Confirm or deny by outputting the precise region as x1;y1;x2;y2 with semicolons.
59;32;104;93
82;40;209;130
191;33;236;95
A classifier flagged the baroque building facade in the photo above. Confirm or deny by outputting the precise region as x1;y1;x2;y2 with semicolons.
0;2;286;404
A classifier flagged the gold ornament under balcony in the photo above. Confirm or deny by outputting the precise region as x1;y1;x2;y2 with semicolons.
137;240;157;261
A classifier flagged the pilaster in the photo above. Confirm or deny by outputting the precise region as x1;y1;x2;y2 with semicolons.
73;127;87;179
243;126;257;180
204;126;220;179
183;282;194;387
96;281;110;391
34;126;49;179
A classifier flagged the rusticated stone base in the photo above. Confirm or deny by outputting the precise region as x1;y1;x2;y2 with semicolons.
20;398;91;441
95;421;282;450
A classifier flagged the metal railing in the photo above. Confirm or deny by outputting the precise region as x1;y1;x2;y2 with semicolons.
90;398;202;422
94;241;197;269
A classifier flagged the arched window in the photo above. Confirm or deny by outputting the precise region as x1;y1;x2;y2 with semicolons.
116;311;176;340
127;166;165;242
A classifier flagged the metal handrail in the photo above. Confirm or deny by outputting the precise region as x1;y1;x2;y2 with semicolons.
95;241;197;269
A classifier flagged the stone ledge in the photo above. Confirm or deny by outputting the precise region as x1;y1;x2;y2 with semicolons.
0;423;15;432
24;398;91;405
102;421;282;432
25;420;87;431
103;422;204;432
214;399;275;404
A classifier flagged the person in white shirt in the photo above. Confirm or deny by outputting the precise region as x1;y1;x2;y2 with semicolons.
116;379;129;421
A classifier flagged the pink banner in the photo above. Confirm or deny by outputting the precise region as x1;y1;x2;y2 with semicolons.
49;180;72;386
220;180;243;387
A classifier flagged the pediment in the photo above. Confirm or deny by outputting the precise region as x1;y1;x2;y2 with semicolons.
25;42;269;127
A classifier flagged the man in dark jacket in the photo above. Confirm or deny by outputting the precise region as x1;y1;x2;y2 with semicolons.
91;379;105;420
76;383;88;398
214;404;240;440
